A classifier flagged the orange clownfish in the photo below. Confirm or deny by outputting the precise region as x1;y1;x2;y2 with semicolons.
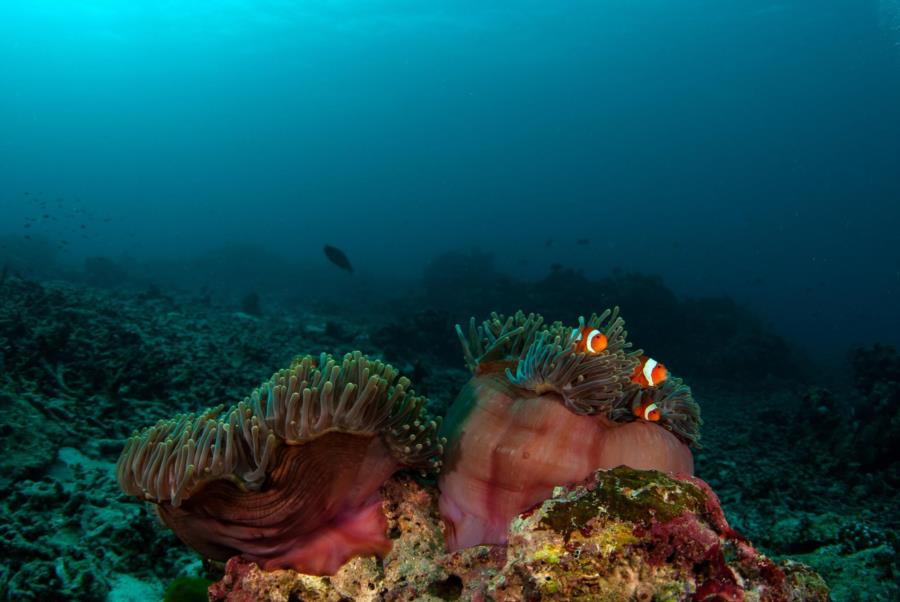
631;355;668;387
633;399;661;422
572;327;608;354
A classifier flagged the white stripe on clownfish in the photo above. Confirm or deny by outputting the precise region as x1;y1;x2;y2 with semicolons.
642;402;659;421
585;329;602;351
572;326;608;354
643;358;659;386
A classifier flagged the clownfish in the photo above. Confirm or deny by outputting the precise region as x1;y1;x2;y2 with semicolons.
633;399;661;422
631;355;667;387
572;326;608;354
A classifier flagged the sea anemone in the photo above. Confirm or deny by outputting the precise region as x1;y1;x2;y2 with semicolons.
503;309;636;414
439;309;700;550
117;351;443;575
611;373;703;447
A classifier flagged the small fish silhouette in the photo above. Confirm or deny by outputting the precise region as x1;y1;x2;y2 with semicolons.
576;238;590;246
323;245;353;273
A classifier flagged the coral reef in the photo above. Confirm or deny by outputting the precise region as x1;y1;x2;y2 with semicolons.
847;345;900;474
784;344;900;488
0;276;312;421
0;444;197;601
0;276;390;600
2;273;890;600
850;344;900;394
697;381;899;602
208;469;829;601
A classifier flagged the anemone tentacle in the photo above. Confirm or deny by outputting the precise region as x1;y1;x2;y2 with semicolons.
456;310;559;371
443;307;702;551
117;351;443;508
611;375;702;446
468;307;640;415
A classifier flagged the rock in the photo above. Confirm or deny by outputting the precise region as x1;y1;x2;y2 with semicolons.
209;469;830;601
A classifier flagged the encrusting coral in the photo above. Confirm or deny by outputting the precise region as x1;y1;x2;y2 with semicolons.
439;309;702;550
116;351;444;575
207;469;830;602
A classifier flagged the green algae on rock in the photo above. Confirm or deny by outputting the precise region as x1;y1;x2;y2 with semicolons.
536;466;708;539
503;468;830;601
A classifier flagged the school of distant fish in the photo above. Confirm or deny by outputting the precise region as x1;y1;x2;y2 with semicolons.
9;192;608;276
9;191;112;250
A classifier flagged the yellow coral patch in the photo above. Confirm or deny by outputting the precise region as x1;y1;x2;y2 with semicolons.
534;571;560;594
594;521;640;556
533;544;562;564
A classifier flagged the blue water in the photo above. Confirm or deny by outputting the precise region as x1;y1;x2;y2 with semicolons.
1;0;899;364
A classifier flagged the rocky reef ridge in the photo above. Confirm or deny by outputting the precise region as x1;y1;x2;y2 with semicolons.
210;468;829;601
